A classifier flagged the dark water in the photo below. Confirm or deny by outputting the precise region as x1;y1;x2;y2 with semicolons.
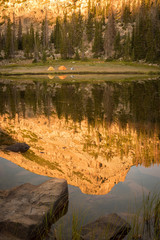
0;156;50;189
0;77;160;239
0;78;160;133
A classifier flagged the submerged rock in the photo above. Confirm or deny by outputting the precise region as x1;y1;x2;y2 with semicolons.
0;178;68;240
5;142;30;153
81;213;131;240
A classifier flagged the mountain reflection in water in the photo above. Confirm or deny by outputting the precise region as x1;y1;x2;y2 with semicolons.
0;79;160;195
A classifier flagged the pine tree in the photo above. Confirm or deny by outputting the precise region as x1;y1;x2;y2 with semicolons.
80;31;87;60
101;7;106;26
35;30;41;51
148;1;160;61
66;10;83;58
42;50;47;63
123;33;131;60
5;18;12;59
133;11;148;60
23;28;30;58
41;20;45;48
41;12;49;49
0;32;4;53
50;30;54;43
121;1;131;24
0;26;5;53
0;32;2;51
86;12;94;42
53;17;62;53
44;12;49;48
11;12;16;55
92;20;104;58
29;23;34;52
114;31;121;59
33;32;39;63
146;27;155;62
130;25;136;60
104;8;116;59
18;18;23;50
60;15;69;59
73;10;83;48
67;23;75;58
86;0;94;43
145;4;160;62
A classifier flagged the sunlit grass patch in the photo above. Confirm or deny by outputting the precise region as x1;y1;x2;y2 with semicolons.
73;171;92;184
21;129;38;143
22;149;64;173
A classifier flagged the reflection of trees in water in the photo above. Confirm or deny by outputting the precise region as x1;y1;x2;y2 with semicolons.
83;123;160;168
0;80;160;133
0;79;160;168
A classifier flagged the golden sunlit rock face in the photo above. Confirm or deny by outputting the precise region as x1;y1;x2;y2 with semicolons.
3;112;160;195
0;0;91;23
0;0;139;22
0;114;134;195
0;0;84;21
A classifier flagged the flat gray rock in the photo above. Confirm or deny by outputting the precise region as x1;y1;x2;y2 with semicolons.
5;142;30;153
0;178;68;240
81;213;131;240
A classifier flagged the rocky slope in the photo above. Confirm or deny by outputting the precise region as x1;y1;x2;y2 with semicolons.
0;0;132;23
0;113;133;195
0;0;89;23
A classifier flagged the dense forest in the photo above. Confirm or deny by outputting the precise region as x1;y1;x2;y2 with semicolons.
1;79;160;131
1;0;160;62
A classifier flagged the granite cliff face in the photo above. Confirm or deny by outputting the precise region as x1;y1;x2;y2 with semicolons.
0;0;90;23
0;0;133;22
0;114;133;195
1;0;74;23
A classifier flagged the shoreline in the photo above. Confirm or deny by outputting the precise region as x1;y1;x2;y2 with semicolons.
0;71;152;76
0;60;160;77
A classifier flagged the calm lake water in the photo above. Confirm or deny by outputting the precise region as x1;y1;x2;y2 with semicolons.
0;76;160;239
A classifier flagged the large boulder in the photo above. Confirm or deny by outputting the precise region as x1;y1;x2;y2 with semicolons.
81;213;131;240
0;178;68;240
5;142;30;153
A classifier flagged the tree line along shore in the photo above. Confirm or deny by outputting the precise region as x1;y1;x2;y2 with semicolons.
0;0;160;64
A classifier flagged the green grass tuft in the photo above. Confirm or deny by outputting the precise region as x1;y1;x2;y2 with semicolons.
22;149;64;173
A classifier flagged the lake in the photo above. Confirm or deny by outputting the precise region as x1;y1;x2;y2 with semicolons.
0;76;160;239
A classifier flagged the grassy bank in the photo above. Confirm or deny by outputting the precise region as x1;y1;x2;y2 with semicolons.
0;60;160;76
